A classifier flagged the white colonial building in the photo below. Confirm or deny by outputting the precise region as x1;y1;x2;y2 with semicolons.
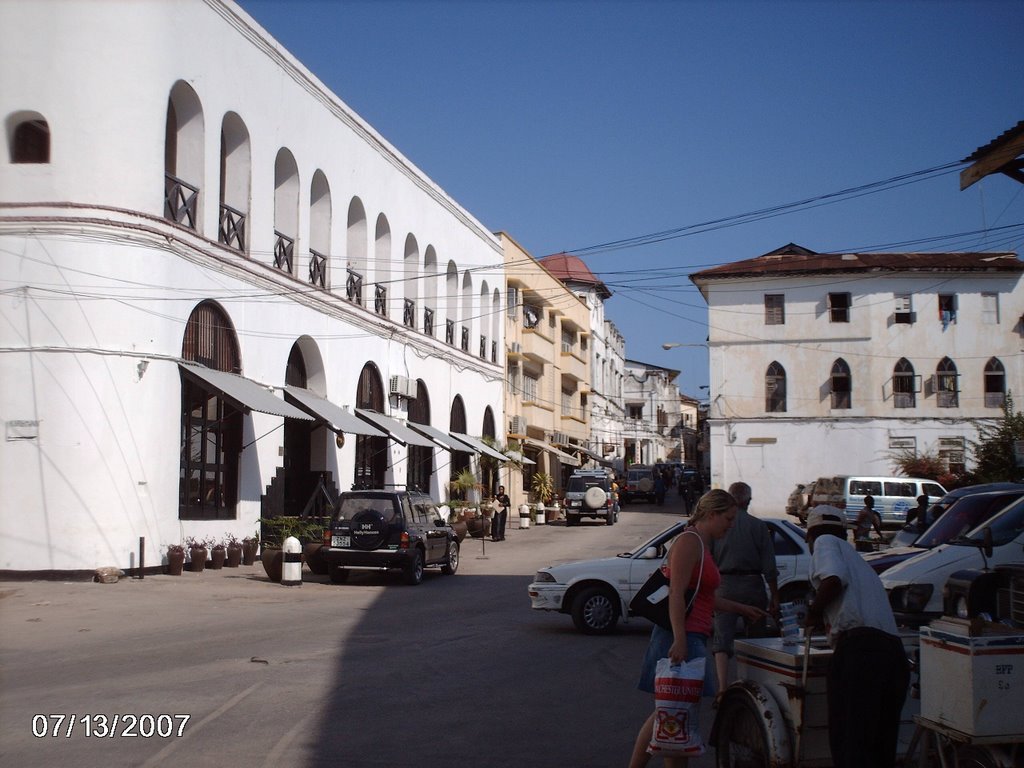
623;360;682;465
0;0;505;574
692;244;1024;512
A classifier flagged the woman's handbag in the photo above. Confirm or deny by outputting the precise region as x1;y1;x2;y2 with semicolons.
629;530;704;630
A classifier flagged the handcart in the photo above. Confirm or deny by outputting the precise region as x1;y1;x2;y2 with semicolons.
709;632;921;767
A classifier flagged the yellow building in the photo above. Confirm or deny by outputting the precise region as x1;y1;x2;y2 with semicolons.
499;233;592;511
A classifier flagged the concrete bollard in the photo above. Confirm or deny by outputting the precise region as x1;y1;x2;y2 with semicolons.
282;536;302;586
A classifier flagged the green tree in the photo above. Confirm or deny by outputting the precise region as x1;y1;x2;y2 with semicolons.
969;393;1024;483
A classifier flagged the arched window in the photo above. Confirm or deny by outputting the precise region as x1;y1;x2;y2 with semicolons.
422;246;438;337
893;358;917;408
830;358;851;409
164;82;203;231
346;198;367;305
491;288;501;363
273;148;299;275
936;357;958;408
354;363;387;488
403;234;419;329
450;395;470;477
373;214;391;317
481;406;498;494
218;112;250;251
460;270;474;352
179;302;242;520
765;361;786;413
406;380;432;493
309;170;331;288
11;117;49;163
984;357;1006;408
478;280;489;359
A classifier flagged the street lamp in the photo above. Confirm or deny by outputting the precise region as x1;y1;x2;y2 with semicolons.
662;342;707;350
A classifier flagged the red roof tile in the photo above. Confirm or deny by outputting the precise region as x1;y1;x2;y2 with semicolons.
540;252;611;298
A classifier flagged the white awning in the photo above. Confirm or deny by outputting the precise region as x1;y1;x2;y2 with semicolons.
284;386;386;437
450;432;509;462
180;364;311;421
504;450;537;466
522;437;580;467
407;422;459;451
354;409;435;448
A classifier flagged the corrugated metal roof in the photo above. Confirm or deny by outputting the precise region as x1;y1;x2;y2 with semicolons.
962;120;1024;163
690;244;1023;281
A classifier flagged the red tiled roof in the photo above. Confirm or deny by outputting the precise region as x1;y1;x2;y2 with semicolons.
691;244;1023;281
540;252;612;298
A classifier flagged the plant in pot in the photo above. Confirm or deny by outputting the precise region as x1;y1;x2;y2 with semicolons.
209;538;227;569
241;532;258;566
450;468;488;539
301;515;331;576
530;472;554;524
223;533;243;567
166;543;186;576
258;517;323;582
185;536;210;572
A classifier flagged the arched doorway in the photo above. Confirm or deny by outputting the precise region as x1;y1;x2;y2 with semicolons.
354;364;387;488
481;406;497;494
449;395;470;479
282;344;314;516
406;380;432;493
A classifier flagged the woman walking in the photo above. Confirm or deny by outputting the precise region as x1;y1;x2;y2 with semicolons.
628;489;767;768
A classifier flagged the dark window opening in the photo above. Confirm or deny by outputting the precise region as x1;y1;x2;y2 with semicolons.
12;119;49;163
764;295;785;325
828;293;851;323
830;358;851;409
765;361;786;412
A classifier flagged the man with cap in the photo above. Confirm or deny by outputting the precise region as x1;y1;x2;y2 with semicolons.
803;505;909;768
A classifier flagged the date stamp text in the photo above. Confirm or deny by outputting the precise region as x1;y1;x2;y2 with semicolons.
32;714;191;739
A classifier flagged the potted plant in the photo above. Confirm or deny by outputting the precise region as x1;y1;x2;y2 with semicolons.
166;543;186;576
258;517;323;582
224;533;243;567
530;472;554;524
185;536;209;572
450;468;489;538
302;516;331;576
241;533;258;566
209;538;227;569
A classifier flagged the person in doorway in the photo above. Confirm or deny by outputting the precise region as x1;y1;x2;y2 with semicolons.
710;482;779;697
803;505;910;768
853;494;884;550
628;490;767;768
492;485;510;541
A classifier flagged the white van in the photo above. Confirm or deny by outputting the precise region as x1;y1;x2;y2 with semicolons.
881;494;1024;627
811;476;946;527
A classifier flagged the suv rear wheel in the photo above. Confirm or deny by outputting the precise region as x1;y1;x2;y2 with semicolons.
329;566;349;584
403;548;425;585
605;509;615;526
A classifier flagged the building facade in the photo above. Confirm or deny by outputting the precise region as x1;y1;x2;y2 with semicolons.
0;0;504;573
691;244;1024;512
623;360;682;465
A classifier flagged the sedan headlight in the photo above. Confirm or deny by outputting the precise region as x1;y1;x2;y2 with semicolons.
889;583;934;612
533;571;557;584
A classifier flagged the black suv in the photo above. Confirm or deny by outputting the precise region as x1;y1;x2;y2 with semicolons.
323;490;459;585
563;470;616;526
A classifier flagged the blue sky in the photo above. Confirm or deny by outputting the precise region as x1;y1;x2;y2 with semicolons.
241;0;1023;397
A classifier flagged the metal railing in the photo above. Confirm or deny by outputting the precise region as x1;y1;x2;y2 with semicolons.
461;326;470;352
423;307;434;337
491;340;497;363
218;202;246;251
346;269;363;305
374;284;387;317
445;319;455;345
274;231;294;273
309;249;327;288
403;298;416;328
164;173;198;230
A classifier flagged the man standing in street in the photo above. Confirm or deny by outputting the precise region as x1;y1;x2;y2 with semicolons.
492;485;510;541
710;481;779;695
804;505;910;768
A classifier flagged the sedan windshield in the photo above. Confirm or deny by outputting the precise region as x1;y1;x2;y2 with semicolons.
957;496;1024;547
917;492;1024;548
620;522;686;558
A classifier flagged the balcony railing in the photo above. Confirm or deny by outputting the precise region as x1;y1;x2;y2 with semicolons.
479;335;487;359
403;298;416;328
491;340;497;363
273;231;294;273
346;269;363;305
445;319;455;345
309;249;327;288
985;392;1006;408
461;326;470;352
218;202;246;251
374;284;387;317
423;307;434;337
164;173;198;230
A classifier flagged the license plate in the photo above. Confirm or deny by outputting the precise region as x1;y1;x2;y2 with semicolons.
332;535;351;548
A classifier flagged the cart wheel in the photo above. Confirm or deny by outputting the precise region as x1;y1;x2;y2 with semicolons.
714;690;774;768
955;745;1000;768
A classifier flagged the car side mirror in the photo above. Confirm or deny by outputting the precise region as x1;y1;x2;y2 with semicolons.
640;546;659;559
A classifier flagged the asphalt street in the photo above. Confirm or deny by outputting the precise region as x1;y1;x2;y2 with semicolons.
0;492;720;768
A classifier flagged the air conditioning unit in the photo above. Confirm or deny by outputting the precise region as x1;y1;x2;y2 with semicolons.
552;431;571;447
509;416;528;435
510;342;522;354
389;375;416;399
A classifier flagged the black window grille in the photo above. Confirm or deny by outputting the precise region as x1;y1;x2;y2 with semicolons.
309;249;327;288
461;326;470;352
445;319;455;345
423;307;434;337
164;173;198;229
274;231;294;273
374;284;387;317
218;203;246;251
403;298;415;328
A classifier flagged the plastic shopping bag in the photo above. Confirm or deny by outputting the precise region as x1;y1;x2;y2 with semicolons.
648;656;705;757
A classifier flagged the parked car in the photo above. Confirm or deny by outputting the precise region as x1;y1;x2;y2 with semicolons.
811;475;946;528
563;469;616;526
323;489;459;585
884;483;1024;551
882;496;1024;627
865;485;1024;574
528;517;812;634
622;465;656;504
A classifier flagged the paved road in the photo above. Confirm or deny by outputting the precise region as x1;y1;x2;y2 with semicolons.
0;494;719;768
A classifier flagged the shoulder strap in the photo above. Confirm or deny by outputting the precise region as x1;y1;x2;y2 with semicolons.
681;529;705;612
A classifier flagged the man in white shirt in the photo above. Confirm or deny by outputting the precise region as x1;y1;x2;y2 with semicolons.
803;505;909;768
